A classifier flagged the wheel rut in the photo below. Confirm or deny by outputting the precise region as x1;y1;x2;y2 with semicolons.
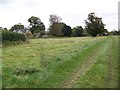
61;39;110;88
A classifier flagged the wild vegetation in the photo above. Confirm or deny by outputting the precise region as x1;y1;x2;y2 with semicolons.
2;36;118;88
2;30;26;47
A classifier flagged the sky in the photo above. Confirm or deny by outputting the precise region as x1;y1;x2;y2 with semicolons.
118;1;120;30
0;0;119;31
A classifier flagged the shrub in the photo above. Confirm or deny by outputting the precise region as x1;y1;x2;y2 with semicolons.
2;30;26;46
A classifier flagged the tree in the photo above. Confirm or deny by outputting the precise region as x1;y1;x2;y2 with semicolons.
9;23;24;31
110;30;119;35
28;16;45;37
62;25;72;36
49;14;62;25
82;28;89;36
85;12;105;37
3;28;8;31
72;26;84;37
99;29;109;36
49;22;65;36
49;14;64;36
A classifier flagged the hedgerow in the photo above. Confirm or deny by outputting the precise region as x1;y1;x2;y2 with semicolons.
2;30;26;46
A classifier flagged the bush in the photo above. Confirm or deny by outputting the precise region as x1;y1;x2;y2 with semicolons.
2;30;26;46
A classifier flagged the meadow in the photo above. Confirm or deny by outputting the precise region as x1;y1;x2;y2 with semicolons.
2;36;118;88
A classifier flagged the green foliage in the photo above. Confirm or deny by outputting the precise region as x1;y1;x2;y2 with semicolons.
2;30;26;46
85;12;105;37
3;28;8;31
2;41;26;47
9;23;24;31
49;23;65;36
28;16;45;37
110;30;119;35
72;26;84;37
49;14;64;36
99;29;109;36
49;21;72;37
82;29;89;36
62;25;72;36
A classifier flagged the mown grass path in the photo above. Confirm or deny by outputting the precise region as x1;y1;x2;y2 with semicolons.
62;38;110;88
105;36;118;88
73;36;118;88
2;36;118;88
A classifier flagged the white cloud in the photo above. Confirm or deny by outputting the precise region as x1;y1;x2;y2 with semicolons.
0;0;119;31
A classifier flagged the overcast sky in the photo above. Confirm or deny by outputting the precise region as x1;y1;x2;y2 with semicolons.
0;0;119;31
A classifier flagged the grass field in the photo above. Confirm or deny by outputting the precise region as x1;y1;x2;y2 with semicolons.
2;36;118;88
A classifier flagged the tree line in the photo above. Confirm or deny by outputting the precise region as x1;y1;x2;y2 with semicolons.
1;12;119;38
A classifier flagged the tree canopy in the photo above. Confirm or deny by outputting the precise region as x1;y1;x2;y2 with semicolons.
85;12;105;37
49;14;63;36
9;23;24;31
28;16;45;37
49;14;72;36
2;13;110;38
49;14;62;25
72;26;84;37
49;22;65;36
62;25;72;36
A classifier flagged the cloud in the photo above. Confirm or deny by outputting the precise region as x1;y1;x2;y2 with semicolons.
0;0;11;4
0;0;119;31
118;1;120;29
